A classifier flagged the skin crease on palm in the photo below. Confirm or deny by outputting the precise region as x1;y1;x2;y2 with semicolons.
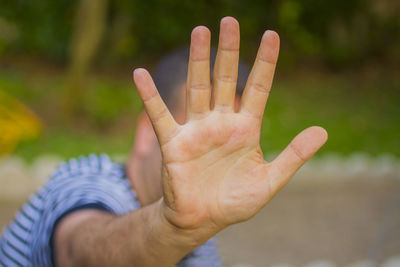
133;17;328;234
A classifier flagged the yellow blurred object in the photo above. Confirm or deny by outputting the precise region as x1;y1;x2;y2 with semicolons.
0;90;42;156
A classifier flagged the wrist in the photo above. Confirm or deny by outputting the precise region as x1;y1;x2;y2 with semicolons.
155;198;219;248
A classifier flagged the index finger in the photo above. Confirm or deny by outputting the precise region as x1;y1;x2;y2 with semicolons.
133;68;180;145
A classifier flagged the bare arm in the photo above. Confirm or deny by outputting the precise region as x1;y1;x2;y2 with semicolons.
55;16;327;267
54;200;204;267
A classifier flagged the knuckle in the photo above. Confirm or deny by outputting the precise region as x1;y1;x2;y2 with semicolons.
215;75;236;84
190;84;210;91
248;82;269;94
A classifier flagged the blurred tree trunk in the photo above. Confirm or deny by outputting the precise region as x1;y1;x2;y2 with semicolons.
64;0;108;118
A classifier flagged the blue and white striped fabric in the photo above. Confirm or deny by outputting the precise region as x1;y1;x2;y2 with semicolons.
0;154;222;267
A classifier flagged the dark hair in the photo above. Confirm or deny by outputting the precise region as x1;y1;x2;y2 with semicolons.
152;47;250;112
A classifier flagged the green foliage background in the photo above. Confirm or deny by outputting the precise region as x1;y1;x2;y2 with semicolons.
0;0;399;160
1;0;399;68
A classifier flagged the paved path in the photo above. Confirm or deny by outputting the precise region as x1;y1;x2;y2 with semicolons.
216;178;400;266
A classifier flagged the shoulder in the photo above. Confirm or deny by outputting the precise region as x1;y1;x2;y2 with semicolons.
42;154;140;214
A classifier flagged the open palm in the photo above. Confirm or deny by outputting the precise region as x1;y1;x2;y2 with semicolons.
133;17;327;232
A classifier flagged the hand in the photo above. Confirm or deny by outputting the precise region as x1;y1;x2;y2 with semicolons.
133;17;327;235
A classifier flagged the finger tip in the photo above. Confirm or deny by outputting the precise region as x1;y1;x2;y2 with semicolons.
191;25;211;43
192;25;210;36
133;67;145;75
219;16;240;48
263;30;280;49
308;126;328;144
133;68;152;91
257;30;280;63
300;126;328;157
133;67;147;79
290;126;328;160
190;26;211;60
221;16;239;27
220;16;240;35
264;30;280;40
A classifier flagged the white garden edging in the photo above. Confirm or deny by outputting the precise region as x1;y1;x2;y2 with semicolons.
0;153;399;201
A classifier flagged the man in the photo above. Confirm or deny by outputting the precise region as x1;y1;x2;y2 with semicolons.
0;16;327;266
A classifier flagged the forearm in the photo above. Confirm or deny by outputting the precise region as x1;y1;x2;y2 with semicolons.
65;199;211;267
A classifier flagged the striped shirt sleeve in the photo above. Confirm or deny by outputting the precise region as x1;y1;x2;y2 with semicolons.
30;154;139;266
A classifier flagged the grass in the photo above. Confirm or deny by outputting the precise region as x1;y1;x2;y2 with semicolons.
261;74;400;157
1;63;399;162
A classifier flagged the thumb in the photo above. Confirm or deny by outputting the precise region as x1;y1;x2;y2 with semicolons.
268;126;328;194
